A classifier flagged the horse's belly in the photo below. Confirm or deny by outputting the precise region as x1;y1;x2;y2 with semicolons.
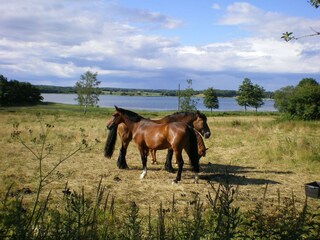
145;133;170;150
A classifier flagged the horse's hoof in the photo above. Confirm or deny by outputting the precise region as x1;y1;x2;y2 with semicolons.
194;175;199;184
118;165;129;170
165;168;175;173
172;179;178;184
140;171;147;179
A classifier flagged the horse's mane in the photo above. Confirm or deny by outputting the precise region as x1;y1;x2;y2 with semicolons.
117;107;143;122
169;111;207;121
196;111;207;121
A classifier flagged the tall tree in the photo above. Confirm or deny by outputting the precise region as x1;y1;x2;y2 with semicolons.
203;87;219;113
75;71;101;114
251;84;265;112
179;79;198;111
236;78;254;111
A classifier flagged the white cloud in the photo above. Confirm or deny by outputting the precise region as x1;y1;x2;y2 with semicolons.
212;3;221;10
0;1;319;91
219;2;262;25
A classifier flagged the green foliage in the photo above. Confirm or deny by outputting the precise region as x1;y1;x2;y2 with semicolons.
236;78;265;111
309;0;320;8
206;180;243;239
1;176;320;239
0;74;43;106
274;78;320;120
179;79;198;111
75;71;101;114
245;192;319;239
203;87;219;112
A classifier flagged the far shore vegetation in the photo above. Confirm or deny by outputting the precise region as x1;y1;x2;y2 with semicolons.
37;84;244;98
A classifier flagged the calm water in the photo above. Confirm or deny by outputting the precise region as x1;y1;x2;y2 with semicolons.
42;93;277;112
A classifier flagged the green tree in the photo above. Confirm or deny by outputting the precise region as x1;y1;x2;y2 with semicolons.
75;71;101;114
203;87;219;113
273;85;295;113
251;84;265;112
236;78;254;111
179;79;198;111
0;74;43;106
236;78;265;112
274;78;320;120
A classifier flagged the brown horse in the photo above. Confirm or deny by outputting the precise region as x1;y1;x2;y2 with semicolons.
105;110;210;172
106;106;200;183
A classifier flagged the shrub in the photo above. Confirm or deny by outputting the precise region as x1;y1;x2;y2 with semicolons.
274;78;320;120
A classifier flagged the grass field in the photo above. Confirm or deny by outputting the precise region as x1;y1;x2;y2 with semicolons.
1;103;320;218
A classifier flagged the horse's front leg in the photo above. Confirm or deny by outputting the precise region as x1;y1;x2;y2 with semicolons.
117;126;132;169
173;151;184;184
117;144;129;169
140;148;148;179
164;149;175;173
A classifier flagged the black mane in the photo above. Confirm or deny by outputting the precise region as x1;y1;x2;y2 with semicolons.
171;111;207;121
117;107;142;122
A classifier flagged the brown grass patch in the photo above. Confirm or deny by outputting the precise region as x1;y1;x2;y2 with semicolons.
1;109;320;216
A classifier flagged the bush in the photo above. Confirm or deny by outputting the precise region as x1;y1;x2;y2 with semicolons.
274;78;320;120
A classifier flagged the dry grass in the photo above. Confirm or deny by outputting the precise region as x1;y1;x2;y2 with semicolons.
1;107;320;217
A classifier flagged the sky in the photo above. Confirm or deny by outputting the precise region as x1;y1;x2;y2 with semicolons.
0;0;319;91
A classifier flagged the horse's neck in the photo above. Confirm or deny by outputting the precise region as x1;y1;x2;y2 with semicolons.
121;117;139;133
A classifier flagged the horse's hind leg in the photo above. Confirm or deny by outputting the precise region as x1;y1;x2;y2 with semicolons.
140;148;148;179
173;150;184;183
164;149;175;173
151;150;157;164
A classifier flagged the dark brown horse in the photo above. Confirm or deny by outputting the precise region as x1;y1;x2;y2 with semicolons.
105;110;210;172
106;106;200;183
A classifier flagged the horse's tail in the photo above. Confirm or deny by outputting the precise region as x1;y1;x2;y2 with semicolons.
186;126;199;172
104;126;117;158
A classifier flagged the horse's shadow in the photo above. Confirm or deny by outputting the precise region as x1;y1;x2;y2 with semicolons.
199;162;292;185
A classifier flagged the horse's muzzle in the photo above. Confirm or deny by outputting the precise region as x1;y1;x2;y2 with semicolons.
107;123;115;130
203;132;211;139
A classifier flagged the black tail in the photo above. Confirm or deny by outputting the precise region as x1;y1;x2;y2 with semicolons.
186;126;199;172
104;126;117;158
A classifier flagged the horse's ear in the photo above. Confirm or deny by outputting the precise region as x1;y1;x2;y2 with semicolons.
196;110;200;115
206;147;209;150
114;105;119;110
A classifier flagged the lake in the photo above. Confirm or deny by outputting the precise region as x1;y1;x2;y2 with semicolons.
41;93;277;112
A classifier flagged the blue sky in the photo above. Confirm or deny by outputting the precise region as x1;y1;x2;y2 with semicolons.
0;0;319;91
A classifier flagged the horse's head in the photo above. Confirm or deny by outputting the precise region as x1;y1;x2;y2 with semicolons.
107;106;123;130
198;147;209;158
193;111;211;138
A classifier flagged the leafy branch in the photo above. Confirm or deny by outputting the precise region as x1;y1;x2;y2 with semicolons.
281;28;320;42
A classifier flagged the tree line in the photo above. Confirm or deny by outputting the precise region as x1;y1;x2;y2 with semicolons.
0;75;43;106
1;72;319;120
